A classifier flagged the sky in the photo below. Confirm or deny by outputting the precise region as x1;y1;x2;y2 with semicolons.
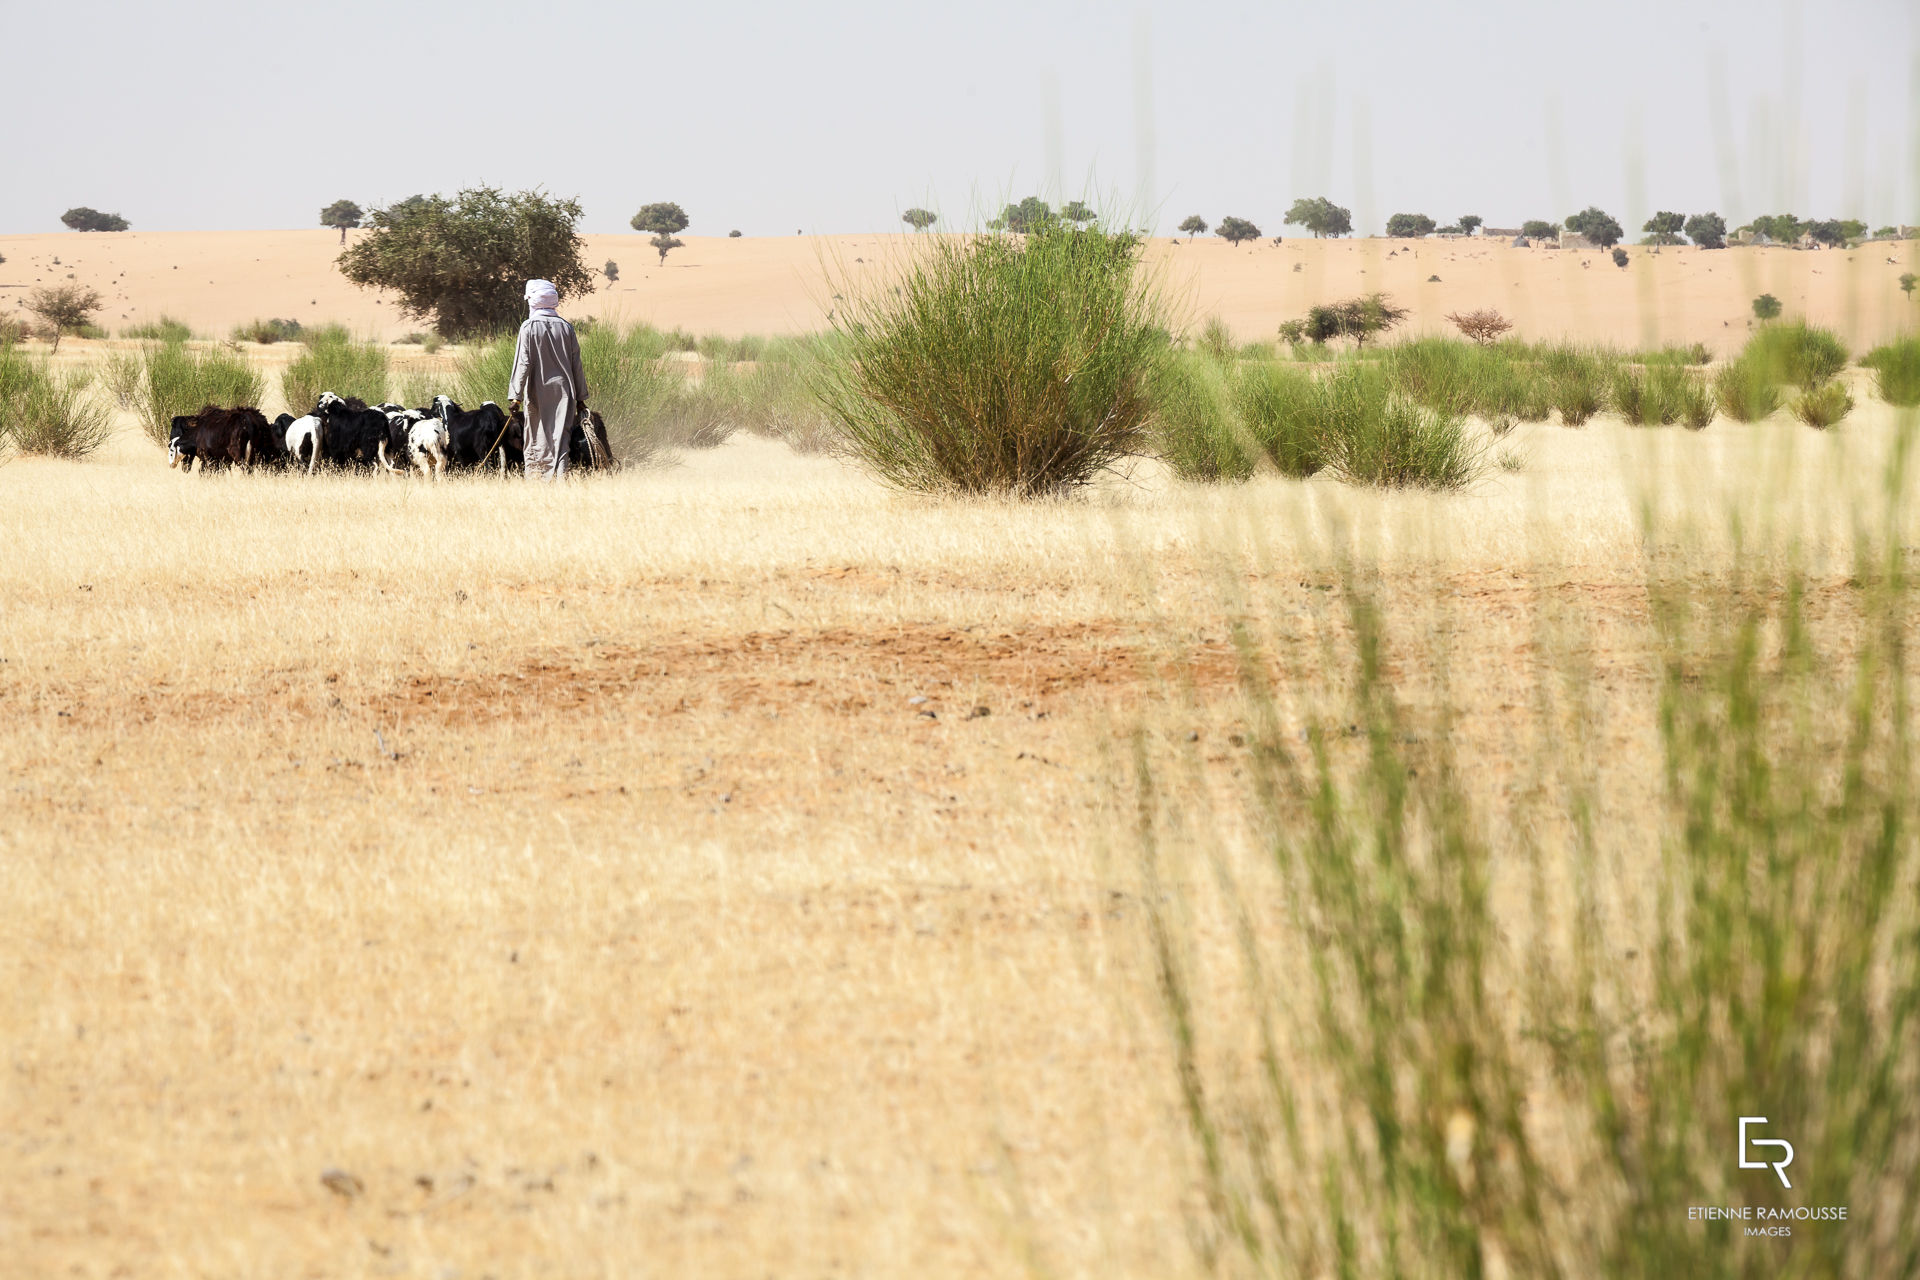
4;0;1915;237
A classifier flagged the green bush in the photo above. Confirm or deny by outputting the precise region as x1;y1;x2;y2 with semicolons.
1232;362;1328;479
1860;337;1920;407
121;316;192;342
1152;352;1247;482
1713;361;1782;422
1315;364;1480;489
281;326;387;412
1610;364;1696;426
129;341;265;444
0;346;114;458
814;224;1164;495
1752;292;1783;320
1790;379;1854;428
230;317;303;344
1743;320;1848;389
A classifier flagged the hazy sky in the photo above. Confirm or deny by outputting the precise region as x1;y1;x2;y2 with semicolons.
6;0;1914;237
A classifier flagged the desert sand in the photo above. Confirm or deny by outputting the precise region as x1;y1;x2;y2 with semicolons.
3;227;1916;353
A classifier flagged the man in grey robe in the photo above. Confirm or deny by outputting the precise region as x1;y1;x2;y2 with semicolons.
507;279;589;481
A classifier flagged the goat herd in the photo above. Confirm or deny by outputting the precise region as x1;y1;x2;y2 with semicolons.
166;393;614;478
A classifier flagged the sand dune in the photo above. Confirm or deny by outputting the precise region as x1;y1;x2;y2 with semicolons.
2;227;1916;354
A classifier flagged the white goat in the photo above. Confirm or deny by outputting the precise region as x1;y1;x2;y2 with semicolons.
284;415;323;474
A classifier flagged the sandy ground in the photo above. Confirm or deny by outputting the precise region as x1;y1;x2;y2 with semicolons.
3;228;1916;354
3;384;1916;1276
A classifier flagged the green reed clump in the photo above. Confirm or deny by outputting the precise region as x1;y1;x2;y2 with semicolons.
129;340;265;444
120;316;193;342
1790;379;1854;428
1232;361;1328;479
0;346;113;458
1317;364;1481;489
815;223;1165;495
230;317;303;344
1860;337;1920;406
1713;360;1782;421
1152;350;1250;482
1611;363;1705;426
1133;525;1920;1278
280;325;388;411
1742;321;1850;390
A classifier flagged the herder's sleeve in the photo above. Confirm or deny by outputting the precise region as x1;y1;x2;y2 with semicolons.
565;327;588;401
507;322;531;401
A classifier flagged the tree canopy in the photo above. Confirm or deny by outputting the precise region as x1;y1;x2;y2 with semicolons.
1684;212;1727;249
1564;206;1624;247
1521;219;1560;240
1458;215;1483;236
1749;214;1805;244
1177;215;1208;238
60;207;128;232
997;197;1056;234
1284;197;1352;238
320;200;363;230
1752;293;1783;320
902;208;937;231
1060;201;1095;225
1385;212;1436;238
337;186;593;339
1298;293;1407;346
1642;210;1686;244
631;202;690;236
1216;216;1263;246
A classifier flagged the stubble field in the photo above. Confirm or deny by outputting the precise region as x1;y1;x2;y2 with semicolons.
5;366;1915;1277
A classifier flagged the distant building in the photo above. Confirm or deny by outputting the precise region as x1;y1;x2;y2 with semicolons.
1483;227;1523;239
1558;232;1595;251
1512;236;1530;248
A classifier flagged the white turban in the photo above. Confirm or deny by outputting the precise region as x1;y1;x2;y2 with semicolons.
525;279;560;316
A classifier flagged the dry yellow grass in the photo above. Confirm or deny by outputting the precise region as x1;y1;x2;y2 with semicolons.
3;381;1916;1276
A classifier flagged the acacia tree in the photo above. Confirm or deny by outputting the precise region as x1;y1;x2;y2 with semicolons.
60;207;129;232
1446;308;1514;345
1684;212;1727;249
1297;293;1408;347
902;208;937;231
1459;214;1483;236
1642;210;1686;245
998;197;1056;234
1564;206;1624;247
1283;196;1352;238
337;186;593;338
25;284;103;353
1216;216;1263;246
1521;219;1560;240
320;199;363;244
1061;201;1095;226
1385;212;1436;238
632;202;690;263
1178;214;1208;238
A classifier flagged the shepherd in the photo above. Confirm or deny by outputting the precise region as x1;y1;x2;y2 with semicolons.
507;279;589;481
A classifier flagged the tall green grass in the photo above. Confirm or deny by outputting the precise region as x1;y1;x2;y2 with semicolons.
1151;352;1250;482
120;316;193;342
280;326;388;411
814;223;1166;495
1716;322;1849;423
128;341;265;444
1130;481;1920;1276
1861;337;1920;407
0;345;113;458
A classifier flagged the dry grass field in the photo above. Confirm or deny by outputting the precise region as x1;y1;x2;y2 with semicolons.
5;355;1916;1277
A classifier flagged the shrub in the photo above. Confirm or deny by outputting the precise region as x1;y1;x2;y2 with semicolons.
0;346;114;457
902;208;937;232
1861;337;1920;406
1564;205;1624;246
1677;372;1717;429
995;197;1056;234
1741;320;1849;389
99;350;143;408
1458;215;1482;236
1752;292;1783;320
1612;246;1630;267
603;259;620;282
1177;215;1208;238
25;284;103;352
1900;273;1915;297
230;317;304;344
338;186;593;338
1152;353;1247;482
1296;293;1409;348
1314;365;1479;489
1641;210;1686;243
1231;362;1327;479
1386;213;1436;238
1791;380;1854;428
814;223;1163;495
1521;219;1559;239
1283;197;1352;238
1445;309;1512;345
121;316;192;341
280;326;388;412
1713;361;1781;422
1216;216;1262;246
649;232;683;265
60;207;129;232
128;341;265;444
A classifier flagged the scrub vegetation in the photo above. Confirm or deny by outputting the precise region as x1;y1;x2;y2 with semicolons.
0;343;113;457
281;325;389;412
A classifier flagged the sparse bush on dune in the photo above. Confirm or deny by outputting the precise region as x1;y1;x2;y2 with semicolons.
1861;336;1920;406
280;326;387;412
1230;361;1328;479
1714;360;1782;422
1314;363;1480;489
129;340;265;444
230;318;304;345
814;222;1165;495
1745;319;1848;389
121;316;193;342
25;284;104;353
1791;379;1854;428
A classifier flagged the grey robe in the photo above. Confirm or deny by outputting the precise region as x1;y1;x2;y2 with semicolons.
507;314;588;480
